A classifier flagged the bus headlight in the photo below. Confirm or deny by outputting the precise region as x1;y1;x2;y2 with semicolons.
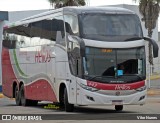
136;86;147;92
80;83;99;92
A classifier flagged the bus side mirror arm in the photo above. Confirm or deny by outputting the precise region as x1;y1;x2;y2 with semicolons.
143;37;159;58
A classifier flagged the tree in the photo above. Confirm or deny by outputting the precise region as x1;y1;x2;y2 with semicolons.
48;0;86;8
134;0;160;65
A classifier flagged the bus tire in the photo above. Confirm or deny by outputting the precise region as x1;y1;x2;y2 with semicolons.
15;85;21;106
115;105;123;111
20;84;30;106
64;88;74;112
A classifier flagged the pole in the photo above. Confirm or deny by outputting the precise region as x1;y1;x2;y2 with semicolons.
148;64;151;89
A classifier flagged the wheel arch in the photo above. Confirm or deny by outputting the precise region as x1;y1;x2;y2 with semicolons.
12;81;17;98
12;81;24;98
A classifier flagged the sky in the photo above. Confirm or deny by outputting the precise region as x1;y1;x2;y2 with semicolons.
0;0;137;11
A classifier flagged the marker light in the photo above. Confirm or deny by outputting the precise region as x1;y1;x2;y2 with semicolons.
80;83;99;92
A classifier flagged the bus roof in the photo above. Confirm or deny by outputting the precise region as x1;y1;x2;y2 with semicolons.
5;6;135;28
63;6;135;14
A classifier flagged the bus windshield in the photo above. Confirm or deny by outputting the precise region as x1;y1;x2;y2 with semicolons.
83;47;146;83
81;14;143;41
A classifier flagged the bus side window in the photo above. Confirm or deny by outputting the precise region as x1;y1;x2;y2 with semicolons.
15;34;23;48
41;19;52;45
7;26;28;48
10;25;31;48
22;24;31;47
64;15;81;76
53;16;66;46
64;14;79;52
64;14;79;36
15;24;31;48
30;21;42;46
3;28;17;49
3;31;11;49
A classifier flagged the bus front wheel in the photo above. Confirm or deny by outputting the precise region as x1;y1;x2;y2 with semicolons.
15;85;21;106
64;88;74;112
115;105;123;111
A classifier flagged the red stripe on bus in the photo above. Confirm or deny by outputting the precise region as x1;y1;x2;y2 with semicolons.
25;79;57;102
2;48;19;97
87;80;145;90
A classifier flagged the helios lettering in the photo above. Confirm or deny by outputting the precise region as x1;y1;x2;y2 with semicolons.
115;85;130;90
35;49;51;63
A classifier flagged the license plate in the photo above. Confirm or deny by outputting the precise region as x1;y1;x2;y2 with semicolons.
112;100;123;105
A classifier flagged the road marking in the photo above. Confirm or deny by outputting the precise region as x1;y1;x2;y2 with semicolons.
148;96;160;98
147;89;160;96
0;93;4;98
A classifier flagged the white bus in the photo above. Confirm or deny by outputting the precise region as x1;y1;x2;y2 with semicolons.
2;7;159;112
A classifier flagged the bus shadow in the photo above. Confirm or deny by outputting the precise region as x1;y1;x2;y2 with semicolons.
74;106;136;113
36;104;139;120
35;103;138;114
4;102;138;114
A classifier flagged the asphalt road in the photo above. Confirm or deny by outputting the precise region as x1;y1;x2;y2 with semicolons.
0;78;159;122
149;79;160;88
0;96;160;121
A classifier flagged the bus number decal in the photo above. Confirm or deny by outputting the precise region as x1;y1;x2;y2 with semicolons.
87;81;98;88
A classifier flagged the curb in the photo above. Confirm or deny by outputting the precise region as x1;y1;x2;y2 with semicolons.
147;89;160;96
0;93;4;98
147;75;160;80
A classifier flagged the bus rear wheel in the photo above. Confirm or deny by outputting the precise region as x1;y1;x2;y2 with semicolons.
15;85;21;106
20;84;38;106
20;84;30;106
64;88;74;112
115;105;123;111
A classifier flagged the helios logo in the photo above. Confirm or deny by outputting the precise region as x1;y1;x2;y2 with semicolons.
115;85;130;90
35;48;52;63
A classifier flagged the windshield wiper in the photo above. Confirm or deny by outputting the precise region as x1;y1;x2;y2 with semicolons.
86;75;113;81
125;37;143;41
120;74;144;80
84;75;101;80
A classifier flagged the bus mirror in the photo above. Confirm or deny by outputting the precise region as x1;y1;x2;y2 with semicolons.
80;40;85;57
67;35;85;57
143;37;159;58
72;47;81;59
68;41;73;51
51;52;56;58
